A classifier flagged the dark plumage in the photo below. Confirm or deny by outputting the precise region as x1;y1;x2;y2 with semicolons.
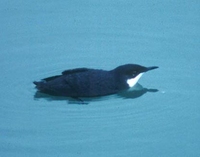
33;64;158;98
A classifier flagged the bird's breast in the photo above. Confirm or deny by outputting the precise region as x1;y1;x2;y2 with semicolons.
126;73;144;88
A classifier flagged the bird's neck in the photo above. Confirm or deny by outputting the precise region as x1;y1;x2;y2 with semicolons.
126;73;144;88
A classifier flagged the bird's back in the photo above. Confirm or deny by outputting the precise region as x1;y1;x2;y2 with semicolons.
35;69;119;97
64;69;119;97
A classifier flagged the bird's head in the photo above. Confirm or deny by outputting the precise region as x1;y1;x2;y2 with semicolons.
113;64;158;88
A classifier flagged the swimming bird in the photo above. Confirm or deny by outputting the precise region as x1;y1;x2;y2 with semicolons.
33;64;158;98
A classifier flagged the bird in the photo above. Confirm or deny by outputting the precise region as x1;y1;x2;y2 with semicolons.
33;64;158;99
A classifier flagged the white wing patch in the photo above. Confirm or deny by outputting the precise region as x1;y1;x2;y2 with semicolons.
127;73;144;88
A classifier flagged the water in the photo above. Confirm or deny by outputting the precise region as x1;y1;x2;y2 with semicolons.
1;1;200;156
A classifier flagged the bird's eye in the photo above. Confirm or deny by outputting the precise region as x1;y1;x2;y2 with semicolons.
127;70;137;76
132;71;137;74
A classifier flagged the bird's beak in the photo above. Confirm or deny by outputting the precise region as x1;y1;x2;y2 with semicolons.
146;66;159;71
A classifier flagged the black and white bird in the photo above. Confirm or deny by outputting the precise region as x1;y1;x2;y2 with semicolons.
33;64;158;98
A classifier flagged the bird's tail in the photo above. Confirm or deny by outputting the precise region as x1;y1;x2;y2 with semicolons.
33;81;59;96
33;81;46;91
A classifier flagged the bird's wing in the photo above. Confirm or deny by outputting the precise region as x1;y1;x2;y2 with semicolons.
42;75;62;82
62;68;90;75
41;68;91;82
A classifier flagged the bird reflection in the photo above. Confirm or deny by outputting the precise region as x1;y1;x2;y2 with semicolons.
34;83;158;104
117;83;158;99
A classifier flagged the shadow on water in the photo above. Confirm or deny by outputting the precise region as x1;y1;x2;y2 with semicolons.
34;83;158;104
117;84;158;99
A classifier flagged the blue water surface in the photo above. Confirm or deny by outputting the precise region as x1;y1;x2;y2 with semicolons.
0;1;200;157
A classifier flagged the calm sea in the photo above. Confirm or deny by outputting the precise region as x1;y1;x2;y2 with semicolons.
0;1;200;156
